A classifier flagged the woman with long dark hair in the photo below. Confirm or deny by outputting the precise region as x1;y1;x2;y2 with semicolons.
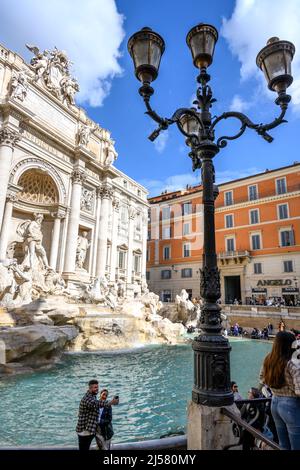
260;331;300;450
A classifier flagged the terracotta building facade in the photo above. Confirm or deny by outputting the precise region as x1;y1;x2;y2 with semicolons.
147;163;300;305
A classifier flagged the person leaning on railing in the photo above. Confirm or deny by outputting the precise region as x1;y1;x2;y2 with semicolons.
259;331;300;450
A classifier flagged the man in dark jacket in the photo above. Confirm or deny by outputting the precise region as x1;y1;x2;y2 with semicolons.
76;379;117;451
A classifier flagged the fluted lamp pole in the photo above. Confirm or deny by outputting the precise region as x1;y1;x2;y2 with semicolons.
128;23;295;446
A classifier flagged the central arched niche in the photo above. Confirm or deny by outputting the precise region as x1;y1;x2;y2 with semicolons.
8;169;60;265
18;169;59;206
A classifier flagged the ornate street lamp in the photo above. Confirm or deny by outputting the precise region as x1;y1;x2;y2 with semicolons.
128;25;295;407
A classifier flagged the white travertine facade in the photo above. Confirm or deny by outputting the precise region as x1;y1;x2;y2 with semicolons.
0;43;148;297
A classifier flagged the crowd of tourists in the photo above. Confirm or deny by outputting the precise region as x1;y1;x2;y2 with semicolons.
231;328;300;450
228;297;300;306
224;322;274;340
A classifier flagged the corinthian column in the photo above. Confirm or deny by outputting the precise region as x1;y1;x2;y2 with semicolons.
50;209;66;270
63;169;86;274
109;196;120;282
0;128;21;226
126;205;136;284
0;190;18;259
141;209;148;278
96;183;113;278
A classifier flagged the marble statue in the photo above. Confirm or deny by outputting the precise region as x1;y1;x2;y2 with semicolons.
104;144;118;167
17;213;50;271
26;44;49;82
26;44;78;106
10;70;28;101
0;259;32;306
77;123;96;146
175;289;197;325
61;76;79;106
76;231;90;270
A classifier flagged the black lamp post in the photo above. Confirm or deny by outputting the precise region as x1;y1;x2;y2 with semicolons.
128;25;295;407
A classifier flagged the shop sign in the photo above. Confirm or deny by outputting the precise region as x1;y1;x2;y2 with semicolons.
257;279;292;286
282;288;299;293
252;288;267;293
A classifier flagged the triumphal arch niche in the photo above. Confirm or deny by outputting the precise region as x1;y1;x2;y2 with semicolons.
0;42;148;305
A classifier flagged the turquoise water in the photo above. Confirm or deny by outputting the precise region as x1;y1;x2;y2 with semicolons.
0;338;271;447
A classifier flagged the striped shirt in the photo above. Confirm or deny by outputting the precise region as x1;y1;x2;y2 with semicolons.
259;360;300;397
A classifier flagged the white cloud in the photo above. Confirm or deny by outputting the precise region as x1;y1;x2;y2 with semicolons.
153;130;169;153
229;94;251;113
140;167;263;196
222;0;300;113
0;0;125;107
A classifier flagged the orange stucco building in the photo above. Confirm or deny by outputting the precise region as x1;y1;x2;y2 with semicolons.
147;162;300;304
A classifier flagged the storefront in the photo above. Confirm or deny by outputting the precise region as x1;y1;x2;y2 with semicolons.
282;287;299;306
249;287;267;305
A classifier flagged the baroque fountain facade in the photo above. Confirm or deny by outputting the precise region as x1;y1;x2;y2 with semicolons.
0;43;185;375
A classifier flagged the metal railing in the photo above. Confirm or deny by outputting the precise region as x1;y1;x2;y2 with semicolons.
221;398;281;450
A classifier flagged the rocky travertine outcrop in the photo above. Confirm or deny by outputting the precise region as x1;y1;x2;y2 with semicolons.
0;324;78;365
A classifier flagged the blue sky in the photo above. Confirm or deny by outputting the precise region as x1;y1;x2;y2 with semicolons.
1;0;300;196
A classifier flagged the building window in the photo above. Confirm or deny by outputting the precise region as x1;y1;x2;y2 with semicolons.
134;254;141;273
162;226;171;239
278;203;289;220
181;268;192;278
147;229;151;240
118;251;126;269
183;243;191;258
123;180;127;188
276;178;287;195
162;206;170;220
146;249;150;262
161;290;171;302
146;271;150;281
225;191;233;206
250;209;259;225
225;214;234;228
251;234;261;250
182;202;192;215
121;206;128;223
283;260;293;272
163;246;170;260
280;230;295;247
183;222;190;235
226;237;235;252
248;185;258;201
161;269;171;279
137;189;141;197
254;262;262;274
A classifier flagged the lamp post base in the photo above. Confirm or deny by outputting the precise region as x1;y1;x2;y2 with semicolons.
187;401;240;450
192;333;234;407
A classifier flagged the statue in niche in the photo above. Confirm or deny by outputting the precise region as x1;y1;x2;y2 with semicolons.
17;213;50;271
75;231;90;270
10;70;29;101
